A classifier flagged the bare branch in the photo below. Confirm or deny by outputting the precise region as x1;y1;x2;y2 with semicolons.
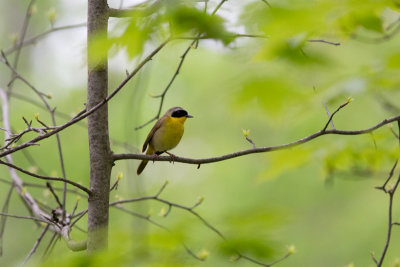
46;182;63;208
211;0;227;15
173;35;341;47
108;1;162;18
0;88;67;233
113;205;204;261
0;159;91;195
110;182;224;239
352;22;400;44
23;224;49;265
135;44;193;130
70;198;81;218
260;0;272;8
3;23;87;56
0;178;87;198
70;209;88;228
111;181;291;265
0;212;49;224
114;114;400;165
42;232;58;258
0;39;169;159
375;160;398;192
135;0;229;130
9;0;36;76
322;99;350;132
236;250;292;267
1;52;69;219
373;161;400;267
307;39;340;46
0;183;14;256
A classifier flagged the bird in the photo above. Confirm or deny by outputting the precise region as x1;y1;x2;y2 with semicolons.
137;107;193;175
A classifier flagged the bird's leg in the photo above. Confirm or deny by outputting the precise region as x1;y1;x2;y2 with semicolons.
165;151;176;164
151;153;160;163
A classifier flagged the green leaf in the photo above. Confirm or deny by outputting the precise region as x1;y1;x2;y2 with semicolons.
219;237;275;259
357;14;383;33
167;5;233;44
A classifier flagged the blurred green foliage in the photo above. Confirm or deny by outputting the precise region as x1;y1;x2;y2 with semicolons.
90;1;233;61
0;0;400;266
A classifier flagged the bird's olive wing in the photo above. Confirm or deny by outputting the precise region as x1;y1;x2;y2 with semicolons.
142;117;163;152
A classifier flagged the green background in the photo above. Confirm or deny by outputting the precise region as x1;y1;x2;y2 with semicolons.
0;0;400;266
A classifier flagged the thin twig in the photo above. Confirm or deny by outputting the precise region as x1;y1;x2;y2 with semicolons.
42;232;58;258
0;183;14;256
0;159;91;194
374;162;400;267
0;178;87;198
43;233;60;258
9;0;37;88
0;39;169;159
8;89;136;152
211;0;227;15
4;23;87;56
70;209;88;228
70;198;80;218
1;53;69;217
46;182;63;208
110;181;224;239
0;212;49;223
135;44;193;130
22;224;49;265
260;0;272;8
237;251;292;267
307;39;340;46
352;22;400;44
0;88;66;233
322;100;351;131
375;161;398;192
111;181;290;265
113;205;204;261
135;0;229;130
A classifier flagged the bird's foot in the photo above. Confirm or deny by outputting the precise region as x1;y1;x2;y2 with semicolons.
151;153;159;163
165;151;176;164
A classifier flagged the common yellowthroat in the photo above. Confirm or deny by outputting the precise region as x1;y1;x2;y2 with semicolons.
137;107;193;175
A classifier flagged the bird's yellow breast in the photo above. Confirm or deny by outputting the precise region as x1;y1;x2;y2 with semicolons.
150;116;186;152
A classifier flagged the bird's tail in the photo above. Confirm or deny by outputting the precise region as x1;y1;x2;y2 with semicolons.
137;147;153;175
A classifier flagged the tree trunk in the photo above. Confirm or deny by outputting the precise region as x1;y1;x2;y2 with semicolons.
87;0;112;253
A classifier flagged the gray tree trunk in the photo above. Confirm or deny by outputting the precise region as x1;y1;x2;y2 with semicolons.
87;0;112;252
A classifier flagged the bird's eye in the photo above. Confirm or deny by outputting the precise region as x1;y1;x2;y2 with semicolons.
171;110;188;118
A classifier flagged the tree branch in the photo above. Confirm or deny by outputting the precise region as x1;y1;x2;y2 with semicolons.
3;23;87;56
114;114;400;165
0;178;87;198
373;161;400;266
112;205;204;261
0;159;91;195
135;42;194;130
0;212;49;224
0;39;169;159
108;0;162;18
9;0;36;75
0;183;14;256
375;172;400;266
135;0;230;130
23;224;49;265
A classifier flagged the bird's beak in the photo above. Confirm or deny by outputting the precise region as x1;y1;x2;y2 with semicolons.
186;114;193;118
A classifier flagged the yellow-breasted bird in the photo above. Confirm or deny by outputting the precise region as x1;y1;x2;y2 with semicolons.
137;107;193;175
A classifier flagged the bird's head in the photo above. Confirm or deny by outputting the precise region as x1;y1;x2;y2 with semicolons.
166;107;193;123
